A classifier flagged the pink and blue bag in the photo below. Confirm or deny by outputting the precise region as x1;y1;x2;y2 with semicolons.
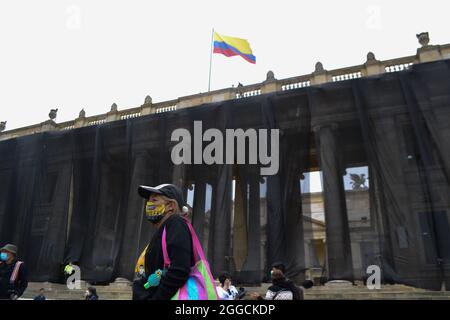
162;218;218;300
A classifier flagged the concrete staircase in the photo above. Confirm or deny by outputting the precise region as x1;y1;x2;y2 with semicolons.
21;281;450;300
303;284;450;300
22;280;132;300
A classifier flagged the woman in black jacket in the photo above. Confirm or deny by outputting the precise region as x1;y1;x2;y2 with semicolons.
264;269;300;300
251;269;303;300
132;184;195;300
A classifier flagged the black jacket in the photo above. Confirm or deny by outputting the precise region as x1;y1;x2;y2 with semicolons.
0;259;28;299
132;215;194;300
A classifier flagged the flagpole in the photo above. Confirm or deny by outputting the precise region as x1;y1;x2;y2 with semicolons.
208;28;214;92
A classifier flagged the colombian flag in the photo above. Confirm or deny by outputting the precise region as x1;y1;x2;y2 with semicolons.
213;31;256;64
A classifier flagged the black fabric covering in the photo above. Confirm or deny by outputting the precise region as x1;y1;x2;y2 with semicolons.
1;60;450;290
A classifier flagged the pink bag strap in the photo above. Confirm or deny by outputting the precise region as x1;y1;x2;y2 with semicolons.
162;227;170;268
10;261;23;284
183;218;206;262
161;218;204;268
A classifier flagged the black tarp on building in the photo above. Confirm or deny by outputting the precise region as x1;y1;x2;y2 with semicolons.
0;59;449;290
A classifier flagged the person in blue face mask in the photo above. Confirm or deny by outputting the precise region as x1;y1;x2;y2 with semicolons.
0;244;28;300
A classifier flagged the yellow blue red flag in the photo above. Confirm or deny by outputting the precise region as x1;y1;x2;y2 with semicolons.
213;31;256;64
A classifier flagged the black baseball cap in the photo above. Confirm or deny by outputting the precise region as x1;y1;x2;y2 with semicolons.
138;184;186;212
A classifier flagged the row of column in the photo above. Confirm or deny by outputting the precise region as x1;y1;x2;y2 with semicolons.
165;122;353;282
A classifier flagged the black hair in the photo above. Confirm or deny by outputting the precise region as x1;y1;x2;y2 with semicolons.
271;261;286;273
302;280;314;289
271;269;285;281
218;273;231;286
87;286;97;296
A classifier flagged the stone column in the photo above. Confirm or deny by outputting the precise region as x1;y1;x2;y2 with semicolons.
245;175;261;281
172;163;185;189
233;178;248;272
209;165;232;276
314;124;354;281
115;155;148;278
192;180;206;245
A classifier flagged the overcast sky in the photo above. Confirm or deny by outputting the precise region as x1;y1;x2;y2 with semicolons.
0;0;448;130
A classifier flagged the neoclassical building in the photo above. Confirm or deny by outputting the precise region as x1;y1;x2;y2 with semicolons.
0;34;449;290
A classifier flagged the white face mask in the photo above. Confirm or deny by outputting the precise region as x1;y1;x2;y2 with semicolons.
139;266;145;275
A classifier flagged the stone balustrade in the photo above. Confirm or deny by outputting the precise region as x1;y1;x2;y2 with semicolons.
1;34;450;141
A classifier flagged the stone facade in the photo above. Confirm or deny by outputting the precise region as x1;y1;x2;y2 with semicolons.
1;34;449;141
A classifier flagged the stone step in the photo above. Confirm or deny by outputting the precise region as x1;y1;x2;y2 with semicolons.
305;291;450;296
22;291;132;300
306;296;450;300
21;282;450;300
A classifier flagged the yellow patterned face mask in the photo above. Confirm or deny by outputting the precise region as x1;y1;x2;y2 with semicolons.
145;201;166;223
